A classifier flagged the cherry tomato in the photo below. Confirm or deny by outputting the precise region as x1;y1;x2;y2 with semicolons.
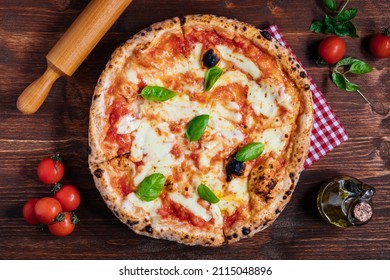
34;197;62;225
37;154;65;185
48;212;79;237
22;198;40;225
53;184;81;211
318;36;346;64
369;29;390;58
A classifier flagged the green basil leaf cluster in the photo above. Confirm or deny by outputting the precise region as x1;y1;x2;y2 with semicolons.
140;85;177;102
234;142;265;162
310;0;358;37
186;114;209;142
136;173;166;201
197;184;219;203
331;57;373;92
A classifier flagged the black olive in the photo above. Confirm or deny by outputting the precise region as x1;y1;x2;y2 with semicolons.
202;49;220;68
260;30;272;41
226;156;246;182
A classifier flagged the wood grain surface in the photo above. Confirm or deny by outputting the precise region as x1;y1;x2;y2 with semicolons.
0;0;389;260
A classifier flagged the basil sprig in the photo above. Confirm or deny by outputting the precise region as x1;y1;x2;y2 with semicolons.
309;0;358;37
204;66;223;91
197;184;219;204
140;86;177;102
136;173;166;201
234;142;265;162
322;0;336;11
186;114;209;142
331;57;373;92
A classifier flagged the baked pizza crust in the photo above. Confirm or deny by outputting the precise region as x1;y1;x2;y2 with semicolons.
89;15;313;246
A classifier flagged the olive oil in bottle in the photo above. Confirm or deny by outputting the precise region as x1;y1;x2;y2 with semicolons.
317;176;375;227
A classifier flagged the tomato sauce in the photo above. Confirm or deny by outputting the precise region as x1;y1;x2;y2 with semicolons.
117;175;135;197
158;194;212;228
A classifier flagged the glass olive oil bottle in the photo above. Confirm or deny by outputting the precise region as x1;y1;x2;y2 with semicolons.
317;176;375;227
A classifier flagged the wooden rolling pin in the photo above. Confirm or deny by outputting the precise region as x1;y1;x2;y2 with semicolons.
17;0;134;114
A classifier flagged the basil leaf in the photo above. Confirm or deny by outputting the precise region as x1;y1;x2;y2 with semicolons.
324;15;337;34
234;142;265;162
349;60;373;74
197;184;219;203
136;173;165;201
186;114;209;142
204;66;223;91
322;0;336;11
345;81;360;92
335;57;359;68
337;8;358;23
309;20;325;33
334;21;358;37
140;86;176;102
331;72;347;91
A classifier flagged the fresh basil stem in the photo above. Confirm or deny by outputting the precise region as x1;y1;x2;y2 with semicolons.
234;142;265;162
140;86;177;102
204;66;223;91
136;173;166;201
197;184;219;203
186;114;209;142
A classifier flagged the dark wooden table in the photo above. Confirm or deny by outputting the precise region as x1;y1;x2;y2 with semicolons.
1;0;389;260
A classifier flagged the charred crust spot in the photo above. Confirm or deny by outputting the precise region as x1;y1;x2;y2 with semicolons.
283;195;287;200
87;145;92;155
288;57;292;61
297;158;301;163
278;55;282;59
292;67;297;71
226;235;232;240
184;234;189;239
260;30;272;41
233;233;238;238
127;220;139;226
210;237;215;242
258;166;263;171
144;225;153;233
94;168;103;178
266;179;277;190
275;44;279;49
300;71;307;78
304;84;310;91
289;172;295;178
242;227;251;235
285;190;292;196
140;31;146;36
180;16;187;25
242;26;247;31
296;64;301;69
275;209;281;214
145;26;152;32
93;94;100;101
263;219;271;226
234;25;238;30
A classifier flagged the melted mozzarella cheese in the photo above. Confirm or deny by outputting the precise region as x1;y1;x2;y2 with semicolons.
116;115;140;134
257;125;291;155
218;177;249;215
122;193;161;216
139;95;209;123
247;81;278;118
169;192;212;222
125;68;139;84
216;45;261;79
130;120;179;185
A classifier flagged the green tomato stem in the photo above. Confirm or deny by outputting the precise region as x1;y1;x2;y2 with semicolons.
338;0;350;15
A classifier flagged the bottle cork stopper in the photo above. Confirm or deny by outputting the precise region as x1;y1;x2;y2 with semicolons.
353;202;373;223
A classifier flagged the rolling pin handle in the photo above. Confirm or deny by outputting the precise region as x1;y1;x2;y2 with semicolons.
16;65;63;114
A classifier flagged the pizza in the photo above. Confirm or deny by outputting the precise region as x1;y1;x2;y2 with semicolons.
88;14;313;246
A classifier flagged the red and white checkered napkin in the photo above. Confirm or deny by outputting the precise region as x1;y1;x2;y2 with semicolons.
264;25;348;169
